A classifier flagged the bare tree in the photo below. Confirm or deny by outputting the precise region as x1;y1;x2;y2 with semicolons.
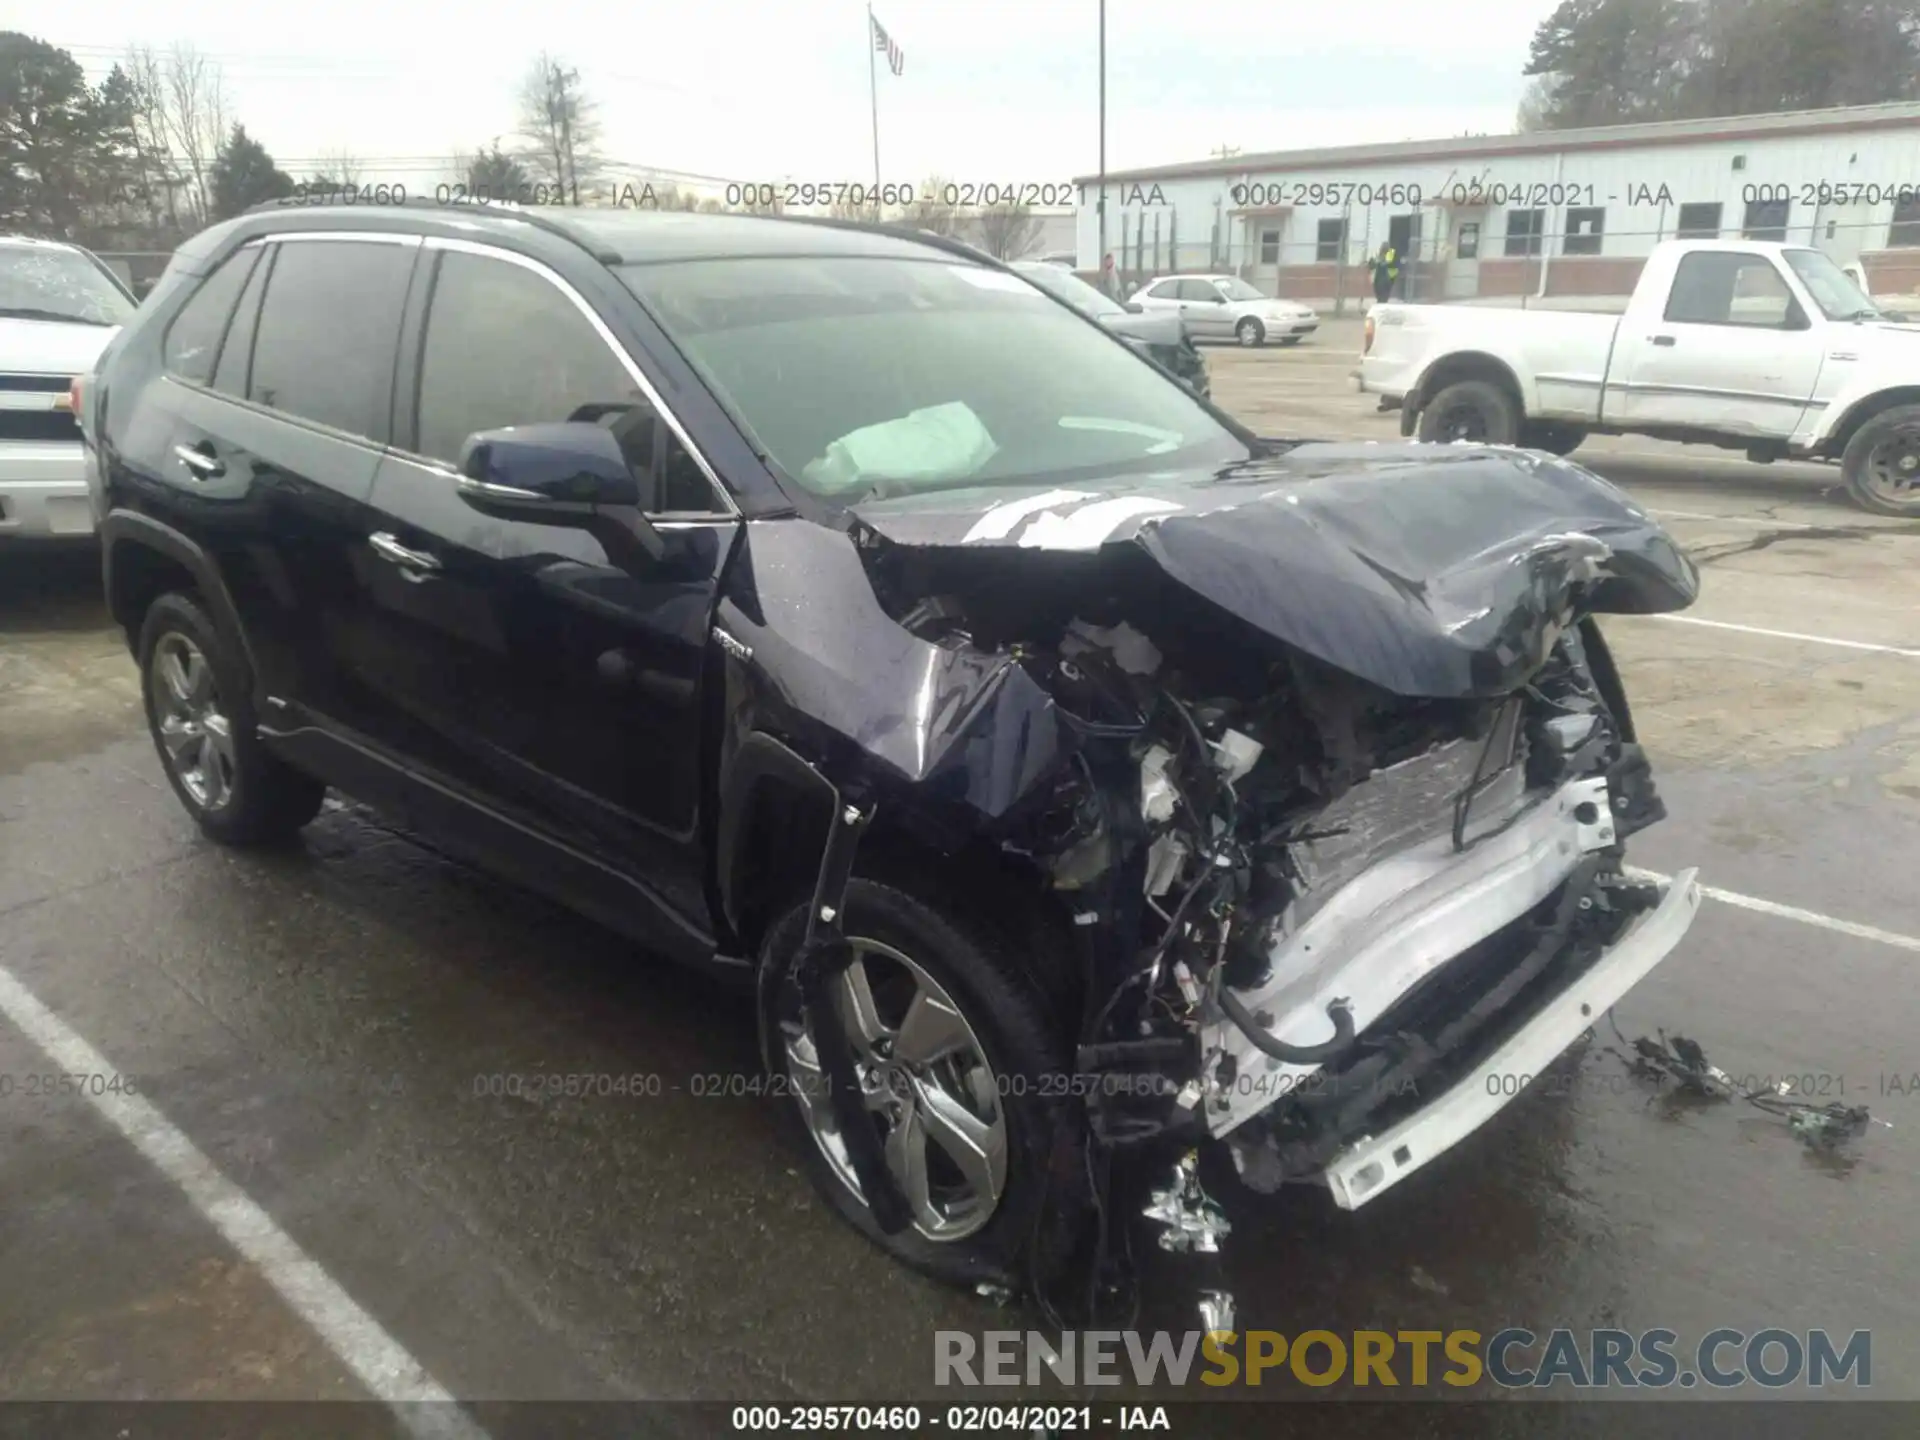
121;46;181;226
148;43;228;221
898;176;960;236
826;194;882;223
318;148;362;188
515;54;603;195
974;201;1045;259
1514;74;1562;131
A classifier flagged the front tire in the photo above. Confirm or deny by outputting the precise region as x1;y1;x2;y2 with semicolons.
139;592;327;845
1840;403;1920;517
1418;379;1521;446
1520;420;1588;456
757;878;1084;1290
1235;317;1266;347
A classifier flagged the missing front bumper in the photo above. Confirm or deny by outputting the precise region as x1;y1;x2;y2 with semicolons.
1320;867;1700;1209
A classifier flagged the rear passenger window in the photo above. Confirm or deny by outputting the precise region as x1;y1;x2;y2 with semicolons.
249;240;415;439
163;247;260;384
212;244;273;397
414;250;723;511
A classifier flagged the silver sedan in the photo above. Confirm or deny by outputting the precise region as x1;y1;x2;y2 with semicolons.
1128;273;1319;347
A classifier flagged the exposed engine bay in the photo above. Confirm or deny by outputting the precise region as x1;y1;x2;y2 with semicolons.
738;446;1705;1318
857;532;1677;1189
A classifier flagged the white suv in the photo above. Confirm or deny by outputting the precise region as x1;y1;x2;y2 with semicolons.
1;236;136;540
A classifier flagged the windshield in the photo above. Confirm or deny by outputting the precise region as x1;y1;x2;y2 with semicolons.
1215;277;1266;302
1013;263;1127;319
0;245;136;326
621;256;1247;501
1783;248;1879;321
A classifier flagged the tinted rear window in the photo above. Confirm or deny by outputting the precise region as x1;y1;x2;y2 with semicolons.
249;240;415;439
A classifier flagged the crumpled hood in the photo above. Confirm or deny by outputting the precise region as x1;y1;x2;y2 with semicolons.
848;441;1699;698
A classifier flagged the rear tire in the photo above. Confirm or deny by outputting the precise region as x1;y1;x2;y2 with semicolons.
1235;317;1266;347
1418;379;1521;446
139;592;327;845
1840;403;1920;517
757;877;1086;1291
1520;420;1588;456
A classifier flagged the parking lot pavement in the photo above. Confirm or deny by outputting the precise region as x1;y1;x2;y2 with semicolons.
3;339;1918;1419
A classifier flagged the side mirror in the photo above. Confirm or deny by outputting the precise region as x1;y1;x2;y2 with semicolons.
1124;300;1145;313
1784;299;1812;331
456;421;643;513
455;421;664;558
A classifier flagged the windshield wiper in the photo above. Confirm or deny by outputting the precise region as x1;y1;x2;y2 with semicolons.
0;306;115;326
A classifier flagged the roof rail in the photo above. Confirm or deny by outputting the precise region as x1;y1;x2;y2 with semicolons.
759;213;1009;269
239;194;618;261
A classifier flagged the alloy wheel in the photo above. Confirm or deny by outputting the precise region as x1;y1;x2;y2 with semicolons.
783;938;1009;1241
151;632;236;810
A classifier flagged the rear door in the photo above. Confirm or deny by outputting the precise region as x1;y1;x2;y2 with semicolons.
355;239;739;934
156;233;420;728
1606;249;1825;437
1135;278;1184;316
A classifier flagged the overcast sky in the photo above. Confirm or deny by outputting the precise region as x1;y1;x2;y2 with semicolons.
45;1;1546;195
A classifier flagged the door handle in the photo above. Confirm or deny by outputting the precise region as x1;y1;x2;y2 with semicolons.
172;443;225;478
368;531;441;575
1649;334;1677;347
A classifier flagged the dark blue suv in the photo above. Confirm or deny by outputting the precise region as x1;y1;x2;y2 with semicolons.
79;198;1699;1307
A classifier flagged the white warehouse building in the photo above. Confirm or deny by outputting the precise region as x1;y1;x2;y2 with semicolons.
1072;101;1920;309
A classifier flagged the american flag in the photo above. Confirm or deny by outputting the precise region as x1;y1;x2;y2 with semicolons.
872;14;904;76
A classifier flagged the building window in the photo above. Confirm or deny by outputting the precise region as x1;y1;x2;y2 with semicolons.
1315;218;1346;263
1258;228;1281;265
1456;221;1481;259
1564;207;1605;255
1891;194;1920;247
1676;203;1722;239
1742;198;1790;241
1504;208;1545;257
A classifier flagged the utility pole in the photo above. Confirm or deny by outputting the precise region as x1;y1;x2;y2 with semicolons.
1097;0;1107;269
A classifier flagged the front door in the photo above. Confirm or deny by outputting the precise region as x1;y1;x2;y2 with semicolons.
356;241;739;931
1607;248;1826;438
1175;278;1232;337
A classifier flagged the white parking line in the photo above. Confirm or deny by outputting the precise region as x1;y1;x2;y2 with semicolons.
1646;613;1920;659
1630;870;1920;955
0;963;489;1440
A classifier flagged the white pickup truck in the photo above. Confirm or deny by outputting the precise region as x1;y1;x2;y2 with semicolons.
1358;239;1920;516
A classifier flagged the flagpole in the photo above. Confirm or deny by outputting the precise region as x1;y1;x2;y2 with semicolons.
868;4;881;192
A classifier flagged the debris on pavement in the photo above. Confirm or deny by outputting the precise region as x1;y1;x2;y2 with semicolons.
1609;1021;1888;1154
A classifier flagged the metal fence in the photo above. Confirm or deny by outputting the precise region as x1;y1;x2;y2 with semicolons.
1087;216;1920;313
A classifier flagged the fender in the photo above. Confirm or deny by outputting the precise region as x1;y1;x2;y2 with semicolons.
99;510;260;685
1800;381;1920;455
714;730;843;944
1410;345;1536;421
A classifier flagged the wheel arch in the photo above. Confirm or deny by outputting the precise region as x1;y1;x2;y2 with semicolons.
715;733;1082;1016
1819;386;1920;458
1411;350;1529;419
101;512;257;681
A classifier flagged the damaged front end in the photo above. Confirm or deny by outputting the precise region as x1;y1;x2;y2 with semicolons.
725;442;1704;1301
